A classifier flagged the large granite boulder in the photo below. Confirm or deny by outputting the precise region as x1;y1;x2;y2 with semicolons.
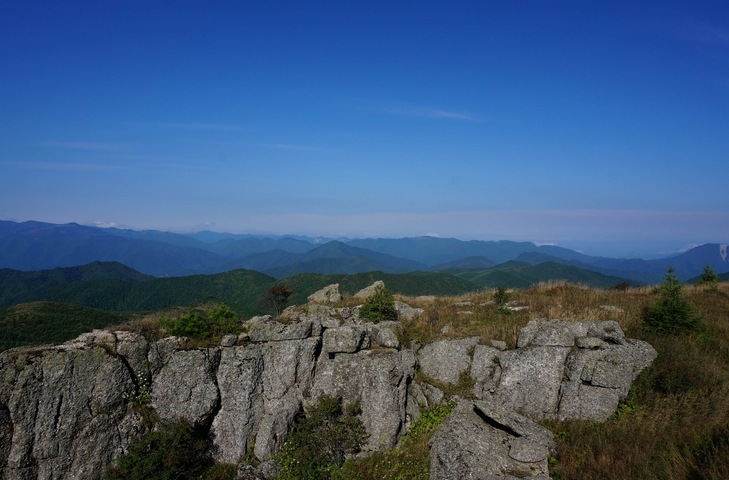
418;337;479;385
150;349;221;427
322;326;370;354
354;281;385;299
429;399;553;480
307;284;343;304
247;316;321;342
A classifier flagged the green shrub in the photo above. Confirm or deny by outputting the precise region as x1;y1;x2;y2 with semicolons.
698;264;720;293
643;267;700;335
274;396;367;480
104;421;211;480
160;304;240;339
358;286;397;323
494;286;510;306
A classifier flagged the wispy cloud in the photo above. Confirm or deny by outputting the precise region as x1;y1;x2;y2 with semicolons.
1;161;126;171
148;123;248;131
377;105;482;121
260;143;332;153
45;141;125;151
91;221;121;228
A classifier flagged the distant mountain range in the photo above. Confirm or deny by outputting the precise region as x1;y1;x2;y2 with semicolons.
0;220;726;284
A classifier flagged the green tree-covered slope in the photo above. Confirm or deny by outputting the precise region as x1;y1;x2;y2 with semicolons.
454;262;638;289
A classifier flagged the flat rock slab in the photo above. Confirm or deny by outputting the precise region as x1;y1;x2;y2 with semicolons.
428;401;551;480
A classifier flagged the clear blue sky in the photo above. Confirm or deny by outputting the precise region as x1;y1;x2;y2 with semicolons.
1;1;727;256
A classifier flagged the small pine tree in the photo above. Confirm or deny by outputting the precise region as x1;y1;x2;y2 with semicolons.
358;286;397;323
265;285;295;315
698;264;720;293
643;267;700;334
494;287;510;307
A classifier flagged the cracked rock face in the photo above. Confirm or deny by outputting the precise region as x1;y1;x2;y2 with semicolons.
429;400;553;480
0;312;656;479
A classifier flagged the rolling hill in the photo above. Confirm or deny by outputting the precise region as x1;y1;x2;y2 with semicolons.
0;302;131;352
453;261;638;290
0;262;477;316
0;261;153;307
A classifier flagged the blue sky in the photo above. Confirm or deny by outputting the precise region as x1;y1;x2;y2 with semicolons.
1;1;727;257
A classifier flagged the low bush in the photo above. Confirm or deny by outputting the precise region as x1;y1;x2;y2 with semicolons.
274;396;367;480
160;304;240;339
643;268;700;335
359;286;397;323
104;421;211;480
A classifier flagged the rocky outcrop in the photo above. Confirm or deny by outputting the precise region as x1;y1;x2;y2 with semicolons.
429;399;553;480
307;284;343;304
472;319;657;421
0;311;656;479
354;280;385;299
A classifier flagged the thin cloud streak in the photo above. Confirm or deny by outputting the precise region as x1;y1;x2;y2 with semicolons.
147;123;248;131
260;143;332;153
377;105;482;121
45;141;125;151
1;161;126;171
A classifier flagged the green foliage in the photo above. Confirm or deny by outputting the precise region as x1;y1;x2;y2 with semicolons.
643;267;700;335
359;286;397;323
104;421;211;480
494;286;510;306
335;401;456;480
0;302;131;352
160;304;239;339
266;284;295;315
455;262;637;290
274;396;367;480
400;400;456;443
698;264;720;293
125;375;151;408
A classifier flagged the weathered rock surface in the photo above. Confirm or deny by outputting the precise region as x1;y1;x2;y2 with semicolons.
0;312;656;479
429;400;553;480
307;284;343;304
308;349;416;451
354;280;385;298
418;337;479;385
0;345;139;479
322;326;370;354
247;316;321;342
394;301;424;320
151;349;221;427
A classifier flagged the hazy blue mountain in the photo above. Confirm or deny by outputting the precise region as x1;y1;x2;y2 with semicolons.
429;256;495;271
345;236;593;265
0;221;229;277
0;262;153;307
212;241;427;275
517;244;729;284
264;256;409;279
186;230;336;245
101;227;210;249
206;237;317;258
